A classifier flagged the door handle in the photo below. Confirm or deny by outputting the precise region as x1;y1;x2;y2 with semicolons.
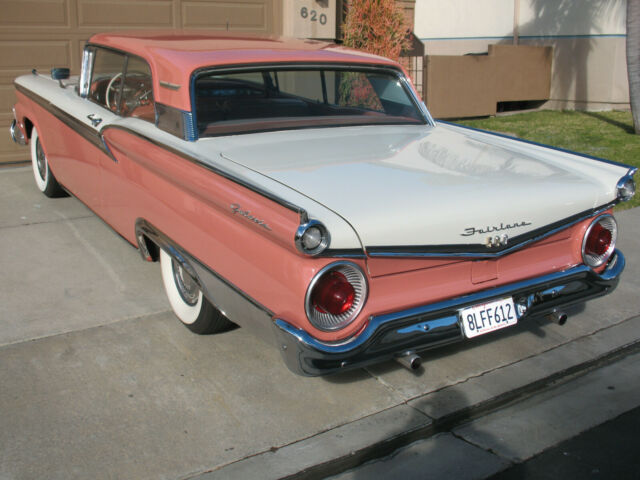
87;113;102;127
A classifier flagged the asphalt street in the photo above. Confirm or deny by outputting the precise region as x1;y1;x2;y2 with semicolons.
1;165;639;480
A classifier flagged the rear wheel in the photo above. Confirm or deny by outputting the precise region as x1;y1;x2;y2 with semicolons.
30;128;65;198
160;249;233;334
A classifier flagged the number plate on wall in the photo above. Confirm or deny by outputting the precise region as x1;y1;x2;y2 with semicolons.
283;0;336;39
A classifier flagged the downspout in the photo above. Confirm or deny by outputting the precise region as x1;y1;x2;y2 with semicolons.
513;0;520;45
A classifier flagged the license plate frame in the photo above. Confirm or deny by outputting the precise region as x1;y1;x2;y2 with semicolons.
459;297;518;339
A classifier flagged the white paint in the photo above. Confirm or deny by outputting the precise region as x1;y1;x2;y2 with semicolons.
216;123;627;248
415;0;626;40
17;73;630;251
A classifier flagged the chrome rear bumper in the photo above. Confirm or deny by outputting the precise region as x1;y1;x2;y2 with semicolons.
274;250;625;376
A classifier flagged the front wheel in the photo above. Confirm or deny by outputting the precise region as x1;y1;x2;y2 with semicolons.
160;249;233;334
30;128;65;198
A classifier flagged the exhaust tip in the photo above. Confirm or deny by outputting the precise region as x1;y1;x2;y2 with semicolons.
548;309;568;326
396;352;422;371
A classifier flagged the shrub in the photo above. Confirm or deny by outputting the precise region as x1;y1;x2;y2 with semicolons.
342;0;411;61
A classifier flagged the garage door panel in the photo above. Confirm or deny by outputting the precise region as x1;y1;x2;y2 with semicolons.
0;41;72;71
182;1;271;31
0;0;69;28
0;0;281;165
78;0;174;27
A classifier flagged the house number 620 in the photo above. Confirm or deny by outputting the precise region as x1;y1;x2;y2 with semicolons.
300;7;327;25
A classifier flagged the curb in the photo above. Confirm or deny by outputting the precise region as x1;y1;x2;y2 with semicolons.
190;315;640;480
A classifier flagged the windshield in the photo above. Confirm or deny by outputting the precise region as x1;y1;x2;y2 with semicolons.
194;66;425;136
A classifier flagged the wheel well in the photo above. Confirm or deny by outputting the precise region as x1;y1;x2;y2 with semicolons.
24;118;34;139
138;234;160;262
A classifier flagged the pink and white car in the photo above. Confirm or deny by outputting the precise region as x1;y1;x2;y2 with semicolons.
10;31;636;375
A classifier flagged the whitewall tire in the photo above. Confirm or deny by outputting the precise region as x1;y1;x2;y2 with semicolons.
30;128;65;198
160;249;233;334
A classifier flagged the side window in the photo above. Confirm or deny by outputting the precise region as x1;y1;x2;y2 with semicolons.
88;48;154;123
89;48;126;111
120;56;154;122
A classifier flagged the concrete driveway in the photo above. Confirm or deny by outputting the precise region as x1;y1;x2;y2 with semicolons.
1;166;639;480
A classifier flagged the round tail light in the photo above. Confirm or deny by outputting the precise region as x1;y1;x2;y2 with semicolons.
305;262;367;331
582;215;617;268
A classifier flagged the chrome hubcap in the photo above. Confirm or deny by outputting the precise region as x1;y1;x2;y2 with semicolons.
35;139;47;181
172;259;199;306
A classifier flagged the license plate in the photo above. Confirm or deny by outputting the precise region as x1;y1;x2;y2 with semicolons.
459;297;517;339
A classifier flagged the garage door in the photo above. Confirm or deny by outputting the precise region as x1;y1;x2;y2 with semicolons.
0;0;281;165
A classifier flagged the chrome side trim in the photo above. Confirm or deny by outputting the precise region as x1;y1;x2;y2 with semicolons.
367;206;615;258
159;81;181;90
14;83;112;158
274;250;625;375
135;219;275;339
102;124;308;220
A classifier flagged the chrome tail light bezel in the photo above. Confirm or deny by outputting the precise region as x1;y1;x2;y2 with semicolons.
582;214;617;269
305;261;368;332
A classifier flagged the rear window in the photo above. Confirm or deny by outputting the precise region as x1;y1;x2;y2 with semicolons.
194;67;424;136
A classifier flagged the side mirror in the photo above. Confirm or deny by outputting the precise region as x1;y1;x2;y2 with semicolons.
51;68;70;80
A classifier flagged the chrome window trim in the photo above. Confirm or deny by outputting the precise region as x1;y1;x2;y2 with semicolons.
79;47;94;98
190;62;434;139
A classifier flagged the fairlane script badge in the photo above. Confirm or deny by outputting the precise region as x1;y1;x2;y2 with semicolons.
230;203;272;231
460;221;532;237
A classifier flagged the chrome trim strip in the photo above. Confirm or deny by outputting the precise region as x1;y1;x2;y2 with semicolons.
439;120;634;171
135;219;275;338
14;83;111;157
102;124;308;220
367;205;615;258
159;81;181;90
274;250;625;375
191;63;433;130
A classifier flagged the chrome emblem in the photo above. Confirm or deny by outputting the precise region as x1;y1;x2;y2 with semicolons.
230;203;272;231
485;234;509;248
461;220;532;238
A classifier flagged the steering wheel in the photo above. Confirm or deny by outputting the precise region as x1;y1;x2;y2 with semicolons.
105;72;152;114
105;72;123;111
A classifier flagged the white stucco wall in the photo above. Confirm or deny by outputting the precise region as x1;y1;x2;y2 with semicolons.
414;0;629;109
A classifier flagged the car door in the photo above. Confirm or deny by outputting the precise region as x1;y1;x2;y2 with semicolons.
42;46;123;212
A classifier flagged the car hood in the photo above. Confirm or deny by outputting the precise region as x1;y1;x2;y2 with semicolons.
217;123;626;251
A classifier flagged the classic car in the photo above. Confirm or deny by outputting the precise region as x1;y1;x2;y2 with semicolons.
10;31;636;375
